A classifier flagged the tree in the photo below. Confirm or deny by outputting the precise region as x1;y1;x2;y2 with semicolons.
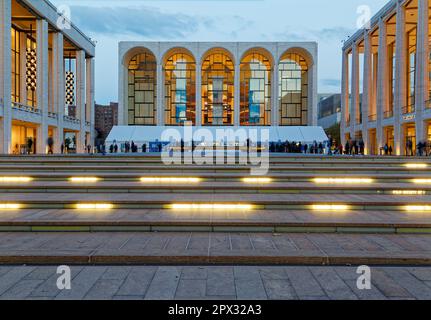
325;123;341;146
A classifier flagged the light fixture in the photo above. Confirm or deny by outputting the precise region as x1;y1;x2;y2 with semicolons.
170;204;253;210
312;178;373;184
242;177;272;184
412;179;431;184
392;190;426;195
405;163;428;169
76;203;113;210
140;177;201;183
311;204;350;211
69;177;100;183
0;203;22;210
0;177;33;183
405;205;431;212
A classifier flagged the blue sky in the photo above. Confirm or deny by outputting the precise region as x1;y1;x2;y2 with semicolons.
51;0;388;104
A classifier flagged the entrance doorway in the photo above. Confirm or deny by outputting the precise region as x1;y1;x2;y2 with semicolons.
11;123;37;155
368;129;377;155
404;124;416;156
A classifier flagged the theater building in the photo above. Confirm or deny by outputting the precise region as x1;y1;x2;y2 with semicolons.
0;0;95;154
112;42;322;144
341;0;431;156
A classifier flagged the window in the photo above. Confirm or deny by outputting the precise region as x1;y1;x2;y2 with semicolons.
201;51;234;126
279;53;308;126
240;52;271;126
11;27;20;104
128;51;157;125
164;52;196;125
406;27;416;113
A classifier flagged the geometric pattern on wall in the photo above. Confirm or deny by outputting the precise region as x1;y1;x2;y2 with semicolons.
65;71;75;106
26;48;37;92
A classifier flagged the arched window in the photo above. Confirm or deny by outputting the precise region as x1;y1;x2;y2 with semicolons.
279;52;309;126
127;51;157;125
164;51;196;125
240;52;271;126
201;51;234;125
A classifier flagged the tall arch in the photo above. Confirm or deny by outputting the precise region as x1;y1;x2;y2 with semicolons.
240;49;273;126
163;49;196;125
201;48;235;126
278;50;310;126
127;49;157;125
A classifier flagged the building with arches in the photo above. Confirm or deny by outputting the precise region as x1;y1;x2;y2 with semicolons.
117;42;318;135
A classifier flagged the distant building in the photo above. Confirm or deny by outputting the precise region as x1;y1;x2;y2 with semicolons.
95;102;118;143
318;94;342;129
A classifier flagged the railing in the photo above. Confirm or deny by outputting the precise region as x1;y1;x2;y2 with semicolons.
368;114;377;122
63;115;81;125
402;105;415;115
85;121;91;127
426;100;431;110
48;112;58;119
384;110;394;119
11;102;41;114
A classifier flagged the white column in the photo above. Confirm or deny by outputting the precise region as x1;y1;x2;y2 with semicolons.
36;19;49;154
415;0;429;143
309;60;318;126
0;0;12;154
157;63;163;126
376;18;388;152
351;43;360;138
86;57;95;149
362;31;372;154
52;32;64;153
340;50;349;145
272;63;279;126
76;50;86;153
195;63;202;126
118;55;126;125
394;2;406;155
234;63;240;126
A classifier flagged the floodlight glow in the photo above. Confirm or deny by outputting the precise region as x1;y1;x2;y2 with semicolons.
76;203;114;210
392;190;426;195
405;163;428;169
0;203;22;210
405;205;431;212
412;179;431;184
242;177;272;184
312;178;373;184
140;177;201;183
170;204;253;210
69;177;100;183
311;204;350;211
0;177;33;183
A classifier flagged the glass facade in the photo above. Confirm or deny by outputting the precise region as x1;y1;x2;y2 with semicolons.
406;27;416;114
128;52;157;125
11;27;20;104
164;52;196;125
388;41;396;118
278;53;308;126
201;51;234;125
240;52;271;126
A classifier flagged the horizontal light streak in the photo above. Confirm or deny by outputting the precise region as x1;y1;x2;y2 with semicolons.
405;163;428;169
69;177;100;183
0;203;22;210
392;190;426;195
140;177;201;183
312;178;373;184
412;179;431;184
242;177;272;184
170;204;253;210
75;203;113;210
405;205;431;212
311;204;350;211
0;177;33;183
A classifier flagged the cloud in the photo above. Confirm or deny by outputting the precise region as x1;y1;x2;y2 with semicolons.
272;26;355;42
69;5;202;39
321;78;341;88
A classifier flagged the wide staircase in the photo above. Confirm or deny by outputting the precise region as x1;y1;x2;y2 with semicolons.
0;154;430;266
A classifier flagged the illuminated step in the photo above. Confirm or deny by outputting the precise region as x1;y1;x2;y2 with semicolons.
140;177;201;183
312;178;373;184
169;204;254;210
311;204;350;211
0;177;33;183
69;177;100;183
404;163;428;169
242;177;272;184
75;203;114;210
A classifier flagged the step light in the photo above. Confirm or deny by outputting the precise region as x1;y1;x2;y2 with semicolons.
412;179;431;184
392;190;426;195
242;178;272;184
312;178;373;184
140;177;201;183
311;204;350;211
0;177;33;183
405;205;431;212
69;177;100;183
170;204;253;210
76;203;113;210
0;203;22;210
405;163;428;169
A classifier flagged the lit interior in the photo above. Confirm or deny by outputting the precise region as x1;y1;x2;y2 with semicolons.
140;177;201;183
311;204;350;211
312;178;373;184
0;177;33;183
242;177;273;184
392;190;426;195
69;177;100;183
75;203;114;210
170;204;253;210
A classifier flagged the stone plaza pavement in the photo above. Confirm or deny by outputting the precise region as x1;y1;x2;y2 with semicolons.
0;265;431;300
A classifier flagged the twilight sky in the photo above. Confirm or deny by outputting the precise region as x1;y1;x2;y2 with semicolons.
51;0;388;104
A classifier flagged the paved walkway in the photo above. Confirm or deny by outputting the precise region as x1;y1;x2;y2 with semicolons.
0;265;431;300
